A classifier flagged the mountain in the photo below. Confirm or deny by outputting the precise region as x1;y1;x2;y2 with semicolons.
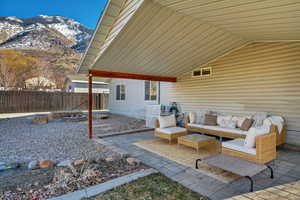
0;15;94;90
0;15;93;52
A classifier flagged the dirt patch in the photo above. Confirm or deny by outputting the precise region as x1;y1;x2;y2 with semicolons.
0;157;148;200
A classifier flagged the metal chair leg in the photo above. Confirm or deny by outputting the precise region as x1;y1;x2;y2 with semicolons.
245;176;254;192
267;165;274;179
195;158;201;169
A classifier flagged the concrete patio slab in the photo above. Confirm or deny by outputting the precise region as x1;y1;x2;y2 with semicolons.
100;131;300;200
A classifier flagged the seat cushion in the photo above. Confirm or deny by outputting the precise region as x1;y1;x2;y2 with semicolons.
222;139;256;155
187;123;248;135
156;127;187;134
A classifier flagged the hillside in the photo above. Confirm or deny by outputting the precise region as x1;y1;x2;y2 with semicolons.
0;15;94;90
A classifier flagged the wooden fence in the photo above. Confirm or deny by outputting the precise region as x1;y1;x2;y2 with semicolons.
0;91;109;113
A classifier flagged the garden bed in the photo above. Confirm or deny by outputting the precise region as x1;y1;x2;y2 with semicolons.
0;157;148;200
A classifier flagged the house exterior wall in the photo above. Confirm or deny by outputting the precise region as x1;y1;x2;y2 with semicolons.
160;42;300;146
108;79;159;119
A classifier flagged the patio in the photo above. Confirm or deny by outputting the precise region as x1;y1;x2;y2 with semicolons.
99;131;300;200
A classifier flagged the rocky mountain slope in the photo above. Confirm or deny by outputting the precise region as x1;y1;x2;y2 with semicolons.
0;15;94;90
0;15;93;52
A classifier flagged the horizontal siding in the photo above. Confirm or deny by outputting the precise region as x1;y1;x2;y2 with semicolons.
161;42;300;146
109;79;159;119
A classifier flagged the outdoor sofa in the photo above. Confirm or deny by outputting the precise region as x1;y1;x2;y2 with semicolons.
185;112;286;146
222;125;277;164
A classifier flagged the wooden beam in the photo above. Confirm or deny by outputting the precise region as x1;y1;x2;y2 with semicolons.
89;69;177;82
88;74;93;139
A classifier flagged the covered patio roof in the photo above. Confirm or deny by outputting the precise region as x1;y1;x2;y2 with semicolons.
78;0;300;79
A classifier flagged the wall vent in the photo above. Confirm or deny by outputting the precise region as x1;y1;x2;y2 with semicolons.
192;67;212;77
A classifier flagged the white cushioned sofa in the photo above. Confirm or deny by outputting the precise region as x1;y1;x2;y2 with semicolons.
185;111;286;146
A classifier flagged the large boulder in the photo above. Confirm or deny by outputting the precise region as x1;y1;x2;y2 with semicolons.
39;160;54;168
28;160;39;169
126;157;140;165
57;160;72;167
73;159;87;166
32;116;48;124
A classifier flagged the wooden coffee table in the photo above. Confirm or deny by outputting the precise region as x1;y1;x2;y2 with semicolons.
178;134;216;153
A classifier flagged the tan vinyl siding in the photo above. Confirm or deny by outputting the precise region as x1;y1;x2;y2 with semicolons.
160;42;300;146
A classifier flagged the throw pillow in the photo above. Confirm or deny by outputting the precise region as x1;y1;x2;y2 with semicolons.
159;114;176;128
240;118;255;131
226;120;237;129
244;126;270;148
204;114;217;126
253;112;268;127
232;116;246;128
189;112;197;123
217;115;232;126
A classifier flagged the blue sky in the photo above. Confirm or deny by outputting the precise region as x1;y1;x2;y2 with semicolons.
0;0;108;29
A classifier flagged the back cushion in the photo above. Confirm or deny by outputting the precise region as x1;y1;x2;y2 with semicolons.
232;116;247;128
159;114;176;128
188;111;210;124
244;126;270;148
253;112;268;127
189;112;197;123
204;114;217;126
217;115;232;126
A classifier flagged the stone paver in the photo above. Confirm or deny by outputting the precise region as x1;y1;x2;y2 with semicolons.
100;131;300;200
226;180;300;200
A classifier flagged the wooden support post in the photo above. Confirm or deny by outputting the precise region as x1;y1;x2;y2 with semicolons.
88;73;93;139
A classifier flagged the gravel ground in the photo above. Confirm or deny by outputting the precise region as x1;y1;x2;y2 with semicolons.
0;117;119;164
93;114;146;134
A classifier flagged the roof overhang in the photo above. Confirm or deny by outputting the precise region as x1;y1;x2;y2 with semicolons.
78;0;300;79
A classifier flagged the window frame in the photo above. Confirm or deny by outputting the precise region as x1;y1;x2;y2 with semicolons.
144;80;158;102
116;84;126;101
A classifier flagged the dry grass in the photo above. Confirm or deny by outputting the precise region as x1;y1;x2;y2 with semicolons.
87;174;209;200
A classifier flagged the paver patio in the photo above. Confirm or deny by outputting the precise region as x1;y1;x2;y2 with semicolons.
98;131;300;200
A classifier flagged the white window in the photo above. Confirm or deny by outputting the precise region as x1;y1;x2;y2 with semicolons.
116;85;125;100
144;80;157;101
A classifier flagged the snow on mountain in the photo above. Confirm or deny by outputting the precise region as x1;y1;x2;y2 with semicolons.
0;15;93;52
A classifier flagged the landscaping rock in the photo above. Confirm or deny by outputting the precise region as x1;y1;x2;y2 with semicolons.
39;160;54;168
32;116;48;124
99;114;109;120
57;160;72;167
105;157;116;162
73;159;87;166
28;160;39;169
126;157;140;165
